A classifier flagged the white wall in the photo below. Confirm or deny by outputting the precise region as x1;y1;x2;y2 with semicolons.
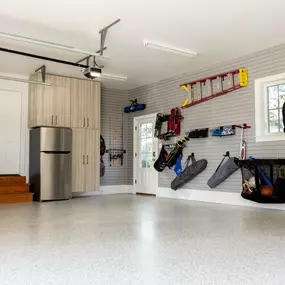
0;73;29;178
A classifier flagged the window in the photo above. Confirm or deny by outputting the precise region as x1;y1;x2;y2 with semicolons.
267;84;285;133
139;123;153;168
255;73;285;142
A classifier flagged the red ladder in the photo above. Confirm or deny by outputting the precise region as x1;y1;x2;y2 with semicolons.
180;68;248;109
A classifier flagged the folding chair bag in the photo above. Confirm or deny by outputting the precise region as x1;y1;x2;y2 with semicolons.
171;154;207;190
207;155;239;188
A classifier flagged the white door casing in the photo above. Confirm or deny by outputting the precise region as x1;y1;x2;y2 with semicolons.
0;90;22;174
134;114;158;195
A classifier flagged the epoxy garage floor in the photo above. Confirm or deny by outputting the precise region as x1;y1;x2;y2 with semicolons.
1;195;285;285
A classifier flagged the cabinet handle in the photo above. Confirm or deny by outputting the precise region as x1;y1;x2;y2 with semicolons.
82;155;85;164
87;118;89;127
55;115;58;125
83;118;86;127
51;115;54;125
86;155;88;164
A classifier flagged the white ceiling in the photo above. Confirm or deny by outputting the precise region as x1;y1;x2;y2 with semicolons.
1;0;285;89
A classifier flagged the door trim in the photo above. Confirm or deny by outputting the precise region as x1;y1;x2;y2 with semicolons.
133;113;158;195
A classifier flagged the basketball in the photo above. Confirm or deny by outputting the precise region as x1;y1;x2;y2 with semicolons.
261;185;274;196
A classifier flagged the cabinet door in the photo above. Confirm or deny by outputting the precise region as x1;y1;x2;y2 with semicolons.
39;74;56;126
71;78;84;128
71;79;92;128
86;81;100;130
53;76;71;127
28;74;37;128
85;130;100;192
71;129;86;192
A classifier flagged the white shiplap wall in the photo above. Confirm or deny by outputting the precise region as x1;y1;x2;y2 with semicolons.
127;43;285;193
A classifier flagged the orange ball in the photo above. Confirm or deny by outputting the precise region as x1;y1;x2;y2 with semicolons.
261;185;274;196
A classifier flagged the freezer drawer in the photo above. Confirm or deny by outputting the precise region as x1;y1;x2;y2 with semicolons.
40;127;72;152
40;152;71;201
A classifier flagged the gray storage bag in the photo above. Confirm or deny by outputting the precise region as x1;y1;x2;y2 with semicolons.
171;154;208;190
207;153;239;188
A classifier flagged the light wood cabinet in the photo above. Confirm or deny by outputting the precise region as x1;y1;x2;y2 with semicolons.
71;129;100;193
70;78;100;129
28;74;71;128
29;73;101;194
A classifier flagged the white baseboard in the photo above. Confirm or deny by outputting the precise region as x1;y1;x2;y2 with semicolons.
157;187;285;211
72;185;133;197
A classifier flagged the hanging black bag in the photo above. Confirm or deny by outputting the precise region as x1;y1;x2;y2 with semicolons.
171;154;208;190
207;152;239;188
154;146;168;172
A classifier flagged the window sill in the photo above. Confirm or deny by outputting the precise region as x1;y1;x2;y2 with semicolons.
256;133;285;142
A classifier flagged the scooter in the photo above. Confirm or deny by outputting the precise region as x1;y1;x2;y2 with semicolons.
235;124;251;160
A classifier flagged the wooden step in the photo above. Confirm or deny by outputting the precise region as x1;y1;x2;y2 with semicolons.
0;192;33;203
0;183;30;193
0;176;26;183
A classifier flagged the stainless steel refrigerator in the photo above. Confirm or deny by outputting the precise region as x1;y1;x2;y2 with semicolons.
29;127;72;202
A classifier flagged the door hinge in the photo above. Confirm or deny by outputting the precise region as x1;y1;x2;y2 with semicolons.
135;179;137;184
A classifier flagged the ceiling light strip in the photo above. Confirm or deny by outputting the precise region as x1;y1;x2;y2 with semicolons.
143;41;197;57
101;74;127;81
0;32;110;59
0;75;52;86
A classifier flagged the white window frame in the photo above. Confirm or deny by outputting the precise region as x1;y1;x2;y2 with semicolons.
255;73;285;142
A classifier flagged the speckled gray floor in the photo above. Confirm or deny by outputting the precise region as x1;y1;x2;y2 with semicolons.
1;194;285;285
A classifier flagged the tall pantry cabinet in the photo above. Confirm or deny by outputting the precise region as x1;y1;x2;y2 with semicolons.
28;73;100;193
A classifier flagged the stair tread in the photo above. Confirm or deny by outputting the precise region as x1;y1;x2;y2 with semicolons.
0;181;28;185
0;192;33;195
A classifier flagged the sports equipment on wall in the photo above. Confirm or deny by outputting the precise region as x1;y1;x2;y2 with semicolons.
210;125;236;137
187;128;209;138
124;99;146;113
174;156;183;175
154;137;189;172
171;153;208;190
154;108;183;140
100;135;106;177
236;124;251;160
180;69;248;108
238;159;285;203
106;114;126;166
207;152;239;188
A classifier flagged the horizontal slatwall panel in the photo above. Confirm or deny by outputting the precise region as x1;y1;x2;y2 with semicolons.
127;43;285;192
100;88;128;186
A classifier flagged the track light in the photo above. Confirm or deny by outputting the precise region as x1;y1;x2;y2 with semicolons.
83;67;102;79
143;40;198;58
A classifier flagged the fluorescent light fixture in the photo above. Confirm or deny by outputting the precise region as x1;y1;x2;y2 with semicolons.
0;32;110;59
0;75;52;86
101;74;127;81
143;40;197;57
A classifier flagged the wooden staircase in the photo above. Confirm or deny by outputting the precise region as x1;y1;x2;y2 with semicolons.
0;176;33;203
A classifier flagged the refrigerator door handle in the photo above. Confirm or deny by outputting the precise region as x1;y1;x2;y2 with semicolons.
83;118;85;128
87;118;89;127
83;155;85;164
86;155;88;164
55;116;58;126
51;115;54;125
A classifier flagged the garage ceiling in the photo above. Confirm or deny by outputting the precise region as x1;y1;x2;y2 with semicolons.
0;0;285;89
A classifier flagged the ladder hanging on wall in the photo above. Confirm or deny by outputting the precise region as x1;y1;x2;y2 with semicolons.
179;68;248;109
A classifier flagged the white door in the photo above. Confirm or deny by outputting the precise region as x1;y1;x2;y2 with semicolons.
134;114;158;195
0;90;21;174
